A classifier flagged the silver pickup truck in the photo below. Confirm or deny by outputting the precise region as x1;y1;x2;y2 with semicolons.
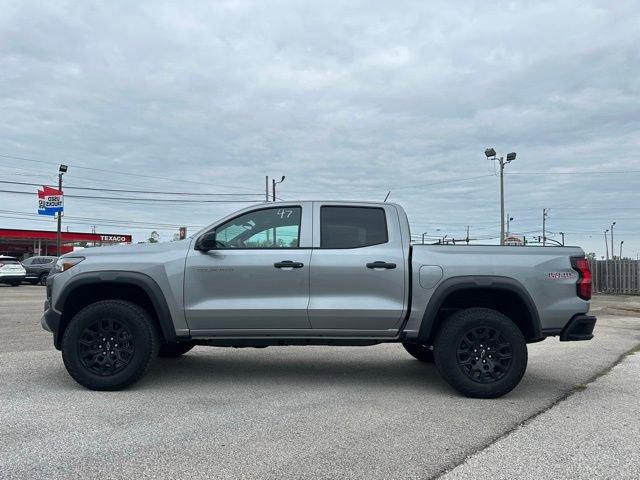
42;201;595;398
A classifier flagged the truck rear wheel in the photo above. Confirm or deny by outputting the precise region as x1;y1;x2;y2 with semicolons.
433;307;527;398
401;341;434;363
158;342;195;357
61;300;159;391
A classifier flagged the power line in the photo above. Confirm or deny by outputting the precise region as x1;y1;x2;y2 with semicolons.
0;180;266;197
0;188;262;203
0;153;264;193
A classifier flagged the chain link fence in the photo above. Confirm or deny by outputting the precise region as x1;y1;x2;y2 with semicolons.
589;259;640;295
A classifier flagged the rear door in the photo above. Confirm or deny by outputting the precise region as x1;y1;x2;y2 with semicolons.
308;203;407;332
184;203;313;332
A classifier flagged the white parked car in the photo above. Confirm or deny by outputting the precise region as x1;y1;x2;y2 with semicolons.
0;256;26;287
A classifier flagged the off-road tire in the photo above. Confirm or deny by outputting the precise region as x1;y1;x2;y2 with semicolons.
402;341;434;363
158;342;195;357
61;300;160;391
433;307;528;398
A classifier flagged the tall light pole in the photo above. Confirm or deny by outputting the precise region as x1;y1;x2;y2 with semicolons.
56;165;68;255
506;214;513;237
421;232;428;244
485;148;516;245
620;240;624;259
265;176;269;202
272;175;285;202
610;222;616;259
604;229;609;260
542;208;548;246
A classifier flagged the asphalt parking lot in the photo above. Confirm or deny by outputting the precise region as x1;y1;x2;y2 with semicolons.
1;285;639;479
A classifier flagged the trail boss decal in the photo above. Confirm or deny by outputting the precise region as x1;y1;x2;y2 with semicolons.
547;272;577;280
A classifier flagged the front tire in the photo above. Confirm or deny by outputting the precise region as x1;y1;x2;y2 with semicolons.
61;300;159;391
158;342;195;357
433;308;527;398
39;273;48;286
402;341;434;363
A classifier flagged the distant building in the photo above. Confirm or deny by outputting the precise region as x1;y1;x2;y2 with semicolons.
0;228;132;258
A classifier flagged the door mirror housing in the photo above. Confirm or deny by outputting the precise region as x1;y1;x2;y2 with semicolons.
195;231;217;252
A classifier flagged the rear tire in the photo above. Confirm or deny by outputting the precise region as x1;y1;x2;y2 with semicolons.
9;281;20;287
402;341;434;363
39;273;48;286
433;307;527;398
158;342;195;357
61;300;159;391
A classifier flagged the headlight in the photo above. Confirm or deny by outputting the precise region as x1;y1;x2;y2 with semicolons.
54;257;85;273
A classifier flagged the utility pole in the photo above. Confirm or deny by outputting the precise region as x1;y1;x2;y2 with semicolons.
542;208;548;246
610;222;616;259
604;229;610;260
56;165;67;255
484;148;516;245
466;226;470;245
272;176;285;202
265;176;269;202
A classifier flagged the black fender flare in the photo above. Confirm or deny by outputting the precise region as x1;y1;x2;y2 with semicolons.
54;271;177;347
417;275;542;342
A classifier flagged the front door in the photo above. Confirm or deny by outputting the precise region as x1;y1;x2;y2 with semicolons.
184;205;312;332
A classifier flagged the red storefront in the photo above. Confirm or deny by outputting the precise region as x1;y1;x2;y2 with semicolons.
0;228;132;257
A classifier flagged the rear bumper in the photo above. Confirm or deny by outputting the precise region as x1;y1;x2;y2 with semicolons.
560;314;597;341
0;274;26;282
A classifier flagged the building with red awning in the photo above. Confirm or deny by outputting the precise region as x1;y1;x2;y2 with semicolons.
0;228;132;257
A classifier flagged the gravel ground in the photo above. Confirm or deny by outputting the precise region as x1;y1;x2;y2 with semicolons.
1;286;639;479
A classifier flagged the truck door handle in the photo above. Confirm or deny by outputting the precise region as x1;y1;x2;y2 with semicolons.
366;261;396;269
274;260;304;269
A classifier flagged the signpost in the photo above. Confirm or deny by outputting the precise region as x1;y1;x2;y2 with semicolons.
37;186;64;216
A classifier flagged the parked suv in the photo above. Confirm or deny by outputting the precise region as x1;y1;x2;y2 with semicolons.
22;256;57;286
0;256;26;286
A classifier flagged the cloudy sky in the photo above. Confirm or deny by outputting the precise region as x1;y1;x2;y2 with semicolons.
1;0;639;256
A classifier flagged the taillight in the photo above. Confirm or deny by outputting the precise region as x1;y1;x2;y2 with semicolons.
571;257;592;300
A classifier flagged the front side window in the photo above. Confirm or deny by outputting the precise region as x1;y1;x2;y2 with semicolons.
214;207;302;249
321;206;388;248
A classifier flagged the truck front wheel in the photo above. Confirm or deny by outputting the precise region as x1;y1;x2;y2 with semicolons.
433;308;527;398
61;300;159;391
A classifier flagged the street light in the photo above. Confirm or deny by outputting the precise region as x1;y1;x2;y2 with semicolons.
485;148;516;245
620;240;624;259
56;164;68;255
611;222;616;259
272;175;285;202
604;229;610;260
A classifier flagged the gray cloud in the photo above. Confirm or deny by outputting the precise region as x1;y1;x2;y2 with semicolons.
0;0;638;255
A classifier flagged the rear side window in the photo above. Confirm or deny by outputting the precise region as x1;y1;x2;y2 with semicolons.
321;206;388;248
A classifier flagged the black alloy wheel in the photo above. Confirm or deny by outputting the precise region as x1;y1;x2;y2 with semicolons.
456;326;513;383
78;318;135;376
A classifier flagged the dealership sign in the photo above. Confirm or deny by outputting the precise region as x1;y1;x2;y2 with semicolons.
37;186;63;216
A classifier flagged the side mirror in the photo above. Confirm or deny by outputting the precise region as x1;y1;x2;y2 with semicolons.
195;231;217;252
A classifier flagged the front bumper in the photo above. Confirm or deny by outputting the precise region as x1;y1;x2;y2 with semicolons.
559;314;597;341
